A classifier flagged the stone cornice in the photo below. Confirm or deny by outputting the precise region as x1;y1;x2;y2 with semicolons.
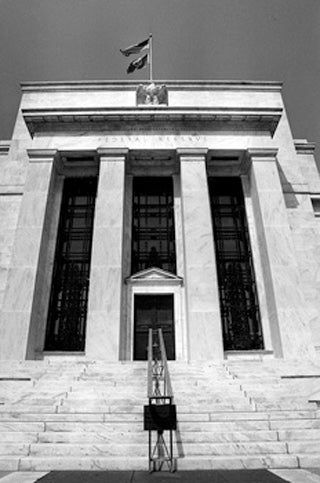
246;148;279;161
22;106;282;138
0;141;10;156
27;149;58;163
294;140;316;155
21;80;283;93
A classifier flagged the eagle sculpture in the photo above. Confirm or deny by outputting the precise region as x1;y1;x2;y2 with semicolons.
137;83;168;105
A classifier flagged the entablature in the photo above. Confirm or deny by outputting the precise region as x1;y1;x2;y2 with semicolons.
22;106;282;138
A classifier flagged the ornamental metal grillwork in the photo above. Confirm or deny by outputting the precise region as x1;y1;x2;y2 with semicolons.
208;177;263;351
131;177;176;274
45;177;97;351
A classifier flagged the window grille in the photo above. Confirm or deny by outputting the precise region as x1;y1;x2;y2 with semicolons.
209;177;263;351
45;177;97;351
131;177;176;274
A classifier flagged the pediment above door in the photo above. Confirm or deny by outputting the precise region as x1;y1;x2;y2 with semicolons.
126;267;183;286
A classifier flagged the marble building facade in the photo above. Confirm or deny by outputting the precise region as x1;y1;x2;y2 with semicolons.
0;80;319;363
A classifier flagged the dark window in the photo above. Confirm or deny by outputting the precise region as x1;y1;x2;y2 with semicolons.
131;177;176;274
45;177;97;351
208;177;263;351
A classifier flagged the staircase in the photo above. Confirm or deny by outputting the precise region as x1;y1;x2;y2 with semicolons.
0;358;320;471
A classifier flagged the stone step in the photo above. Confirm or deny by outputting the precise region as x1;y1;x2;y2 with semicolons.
179;420;271;431
11;454;301;471
0;405;59;413
268;410;318;420
173;390;246;396
297;454;320;468
42;420;269;433
61;396;249;407
0;422;45;432
0;444;29;456
63;396;147;404
271;419;320;430
28;444;147;458
255;402;315;411
78;373;146;379
0;410;268;423
57;405;143;414
68;385;146;392
27;441;288;457
18;456;147;471
0;457;20;471
288;441;320;453
278;429;320;440
5;398;64;405
177;454;299;470
37;429;279;444
252;396;313;402
66;387;243;395
44;422;142;432
1;389;68;397
0;432;38;443
0;412;142;422
56;404;251;414
0;411;316;425
178;405;252;412
0;404;144;414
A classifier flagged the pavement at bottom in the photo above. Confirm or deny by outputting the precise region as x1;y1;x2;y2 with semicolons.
1;470;320;483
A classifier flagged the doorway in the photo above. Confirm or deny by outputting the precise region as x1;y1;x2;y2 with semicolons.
134;294;175;360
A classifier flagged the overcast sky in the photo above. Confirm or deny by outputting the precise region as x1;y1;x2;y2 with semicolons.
0;0;319;153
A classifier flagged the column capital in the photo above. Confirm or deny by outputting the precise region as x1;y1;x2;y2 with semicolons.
246;148;278;162
177;148;208;160
97;148;129;161
27;149;58;163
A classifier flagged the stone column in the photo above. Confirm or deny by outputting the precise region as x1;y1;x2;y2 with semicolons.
85;148;128;360
178;148;223;360
0;149;57;360
248;148;315;358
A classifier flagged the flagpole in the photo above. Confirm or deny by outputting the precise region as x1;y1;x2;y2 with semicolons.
149;33;153;82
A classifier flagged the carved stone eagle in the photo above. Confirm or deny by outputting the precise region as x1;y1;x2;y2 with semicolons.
136;83;168;105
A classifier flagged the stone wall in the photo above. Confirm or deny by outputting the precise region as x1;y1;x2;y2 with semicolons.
0;81;319;360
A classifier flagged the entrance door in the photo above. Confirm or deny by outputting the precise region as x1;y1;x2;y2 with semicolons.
134;295;175;360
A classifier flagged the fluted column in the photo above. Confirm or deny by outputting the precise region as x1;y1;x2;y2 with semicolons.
178;148;223;360
0;149;57;359
248;148;315;358
85;148;128;360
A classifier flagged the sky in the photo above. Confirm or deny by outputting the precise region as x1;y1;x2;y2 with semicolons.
0;0;319;154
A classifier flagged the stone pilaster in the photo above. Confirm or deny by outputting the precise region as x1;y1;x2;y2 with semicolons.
248;148;315;358
178;148;223;360
0;149;57;360
85;148;128;360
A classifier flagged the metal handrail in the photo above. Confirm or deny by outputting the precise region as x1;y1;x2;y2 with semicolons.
158;329;173;399
147;328;173;401
146;327;176;472
147;328;153;398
